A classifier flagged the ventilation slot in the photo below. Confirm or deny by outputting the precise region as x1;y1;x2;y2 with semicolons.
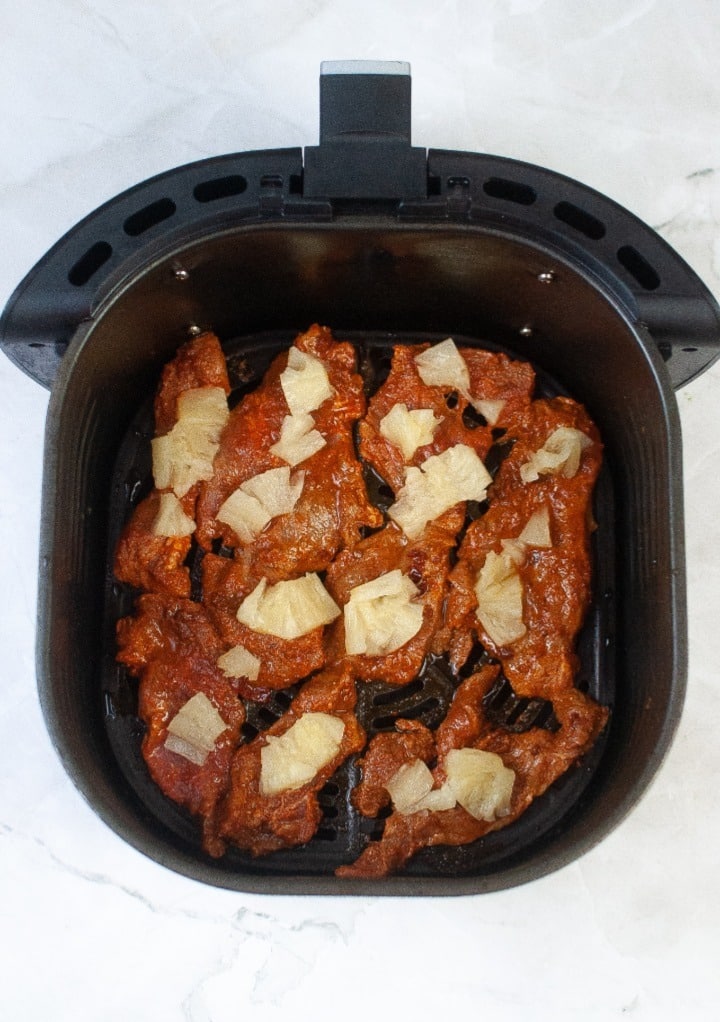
553;201;606;240
193;174;247;203
373;698;440;731
483;177;536;206
123;198;176;237
617;245;661;291
483;675;558;733
68;241;113;286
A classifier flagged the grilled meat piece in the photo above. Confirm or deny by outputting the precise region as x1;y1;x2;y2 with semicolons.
337;665;608;878
444;396;603;695
357;341;535;492
350;719;436;818
114;332;230;597
195;323;382;571
200;552;330;697
116;592;245;857
324;511;463;685
215;663;365;857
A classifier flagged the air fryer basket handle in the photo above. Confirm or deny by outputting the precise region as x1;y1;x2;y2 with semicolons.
303;60;427;200
2;61;719;389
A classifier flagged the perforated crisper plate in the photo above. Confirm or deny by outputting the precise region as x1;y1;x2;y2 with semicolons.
101;330;615;881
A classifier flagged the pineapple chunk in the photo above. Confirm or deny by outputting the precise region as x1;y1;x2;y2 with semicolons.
343;569;424;656
516;505;552;548
475;549;526;646
240;465;305;518
175;386;229;428
386;759;435;813
388;444;492;540
217;466;304;543
520;426;592;483
385;759;457;815
444;747;515;821
217;644;261;681
216;488;269;544
236;573;341;640
152;385;229;497
378;403;441;462
270;413;326;467
414;338;471;394
259;712;345;795
164;692;228;766
279;347;335;415
414;339;509;424
472;397;505;426
474;508;554;647
151;492;196;537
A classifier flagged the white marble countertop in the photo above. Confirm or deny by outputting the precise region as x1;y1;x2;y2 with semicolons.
2;2;720;1019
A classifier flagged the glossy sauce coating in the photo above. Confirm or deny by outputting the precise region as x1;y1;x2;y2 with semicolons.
114;326;608;873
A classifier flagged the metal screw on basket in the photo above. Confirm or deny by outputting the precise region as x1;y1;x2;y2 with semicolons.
519;325;534;337
173;266;190;281
538;271;556;284
187;324;202;337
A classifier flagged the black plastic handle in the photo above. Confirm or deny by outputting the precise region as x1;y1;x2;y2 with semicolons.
2;61;719;390
303;60;427;200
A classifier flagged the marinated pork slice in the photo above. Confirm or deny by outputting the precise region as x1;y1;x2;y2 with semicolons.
357;340;535;493
214;663;365;857
324;510;464;685
116;593;245;857
195;323;382;573
113;490;196;599
114;331;231;597
336;665;608;878
153;331;231;436
200;552;337;698
444;397;602;694
350;719;436;818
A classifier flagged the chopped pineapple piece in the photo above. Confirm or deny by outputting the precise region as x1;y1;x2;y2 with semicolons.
388;444;492;540
217;644;261;681
151;492;196;537
414;339;509;424
279;347;335;415
417;785;458;812
474;508;553;647
164;692;228;766
175;386;229;427
236;573;341;640
472;397;506;426
378;403;441;462
343;568;424;656
517;505;552;547
151;385;229;497
474;549;526;646
240;465;305;518
385;758;458;815
259;712;345;795
216;488;269;544
414;338;471;394
270;412;326;467
444;747;515;821
217;466;304;543
520;426;592;483
386;759;435;813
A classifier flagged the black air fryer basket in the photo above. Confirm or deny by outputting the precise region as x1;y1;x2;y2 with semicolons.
2;62;719;895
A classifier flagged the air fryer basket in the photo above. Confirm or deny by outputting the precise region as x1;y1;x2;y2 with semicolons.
2;63;718;894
